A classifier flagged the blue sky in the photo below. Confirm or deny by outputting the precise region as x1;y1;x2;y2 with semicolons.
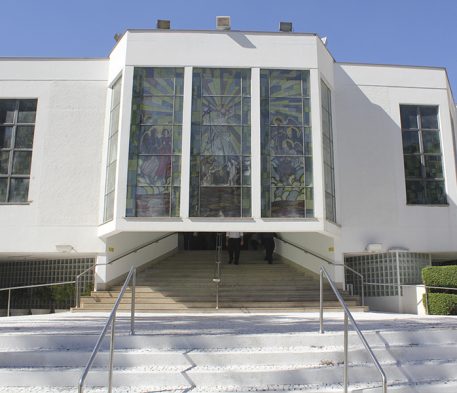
1;0;457;95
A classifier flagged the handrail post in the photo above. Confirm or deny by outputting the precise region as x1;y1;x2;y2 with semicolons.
108;314;116;393
7;289;11;317
130;268;136;336
319;268;324;334
344;313;349;393
75;276;80;309
361;276;365;307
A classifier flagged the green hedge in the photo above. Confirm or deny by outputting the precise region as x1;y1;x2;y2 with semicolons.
424;293;457;315
422;266;457;288
422;266;457;315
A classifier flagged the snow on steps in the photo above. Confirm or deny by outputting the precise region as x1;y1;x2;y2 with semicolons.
0;313;456;392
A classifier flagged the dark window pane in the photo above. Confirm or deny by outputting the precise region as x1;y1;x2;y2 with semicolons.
136;186;170;216
15;126;34;148
270;126;303;155
12;151;32;175
406;180;425;204
269;98;303;126
199;187;241;217
242;127;251;155
420;106;438;129
0;127;13;148
424;156;443;179
104;191;115;221
200;155;240;186
269;70;305;98
137;156;171;186
139;126;172;154
403;155;422;178
8;178;29;202
305;157;313;186
18;100;37;123
173;126;182;154
201;96;241;125
174;96;183;125
271;187;305;217
400;106;418;130
242;156;251;186
172;156;181;186
201;68;243;96
271;156;304;187
422;131;441;154
242;97;251;125
140;96;174;125
171;186;180;217
305;187;314;217
200;125;241;155
304;127;312;156
0;178;7;202
0;151;10;174
426;181;446;204
0;100;16;124
242;187;251;217
402;131;420;154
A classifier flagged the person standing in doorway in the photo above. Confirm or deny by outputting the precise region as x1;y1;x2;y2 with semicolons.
261;233;277;264
226;232;244;265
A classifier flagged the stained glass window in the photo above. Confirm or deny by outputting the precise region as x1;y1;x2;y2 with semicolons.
260;69;313;218
400;105;446;205
321;81;336;222
0;99;37;203
127;68;183;217
190;68;251;217
103;77;122;222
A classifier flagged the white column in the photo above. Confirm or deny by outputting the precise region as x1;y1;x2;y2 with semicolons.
180;67;193;218
251;68;261;218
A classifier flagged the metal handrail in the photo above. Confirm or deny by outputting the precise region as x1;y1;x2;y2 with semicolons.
320;266;387;393
75;265;99;309
78;266;136;393
107;232;177;265
0;280;76;317
276;237;365;306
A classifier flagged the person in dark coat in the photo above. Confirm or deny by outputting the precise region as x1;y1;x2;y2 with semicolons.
261;233;277;264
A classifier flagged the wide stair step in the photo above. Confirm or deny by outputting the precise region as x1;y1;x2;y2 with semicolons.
77;250;363;312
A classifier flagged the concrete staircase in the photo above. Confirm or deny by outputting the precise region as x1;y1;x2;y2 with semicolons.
78;250;365;312
0;312;457;392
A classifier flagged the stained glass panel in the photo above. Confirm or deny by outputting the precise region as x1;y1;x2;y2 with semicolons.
200;126;241;155
199;187;241;217
127;68;183;217
261;69;312;218
190;68;251;217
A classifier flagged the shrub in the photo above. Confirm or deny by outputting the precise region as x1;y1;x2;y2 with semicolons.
422;266;457;315
51;284;75;309
422;266;457;288
424;293;457;315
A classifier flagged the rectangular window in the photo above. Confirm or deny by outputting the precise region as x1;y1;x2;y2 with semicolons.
0;99;37;203
260;69;313;218
127;68;183;217
321;81;336;222
103;77;122;222
189;68;251;217
400;105;446;205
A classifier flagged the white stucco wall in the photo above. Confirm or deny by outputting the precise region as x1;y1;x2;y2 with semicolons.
0;59;108;257
334;64;457;264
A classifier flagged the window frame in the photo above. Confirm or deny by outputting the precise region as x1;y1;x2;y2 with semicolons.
400;104;447;206
0;99;37;205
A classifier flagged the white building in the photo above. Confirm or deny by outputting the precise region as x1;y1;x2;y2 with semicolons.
1;22;456;311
